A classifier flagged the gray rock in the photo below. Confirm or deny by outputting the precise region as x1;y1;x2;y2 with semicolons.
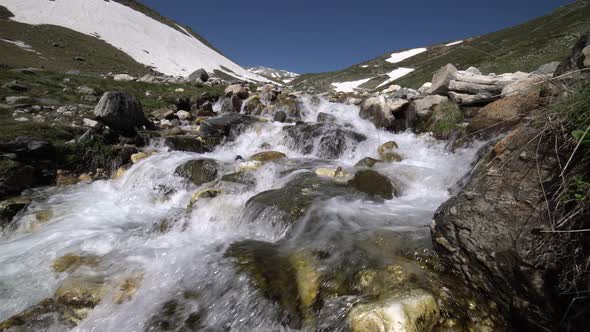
359;96;408;129
66;69;81;76
94;91;154;133
273;111;287;122
316;112;337;123
448;91;495;105
163;136;207;153
113;74;136;82
76;86;96;95
188;68;209;83
448;80;502;95
464;66;482;75
408;95;449;118
429;64;458;95
224;84;249;99
530;62;561;77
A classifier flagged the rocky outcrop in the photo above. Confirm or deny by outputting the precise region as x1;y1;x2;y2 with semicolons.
431;122;586;330
94;91;154;134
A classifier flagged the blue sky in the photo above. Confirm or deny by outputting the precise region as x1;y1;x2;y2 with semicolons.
142;0;574;74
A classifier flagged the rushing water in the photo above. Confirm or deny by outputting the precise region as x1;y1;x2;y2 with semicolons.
0;97;482;331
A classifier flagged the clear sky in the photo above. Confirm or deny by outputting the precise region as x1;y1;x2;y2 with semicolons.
141;0;575;74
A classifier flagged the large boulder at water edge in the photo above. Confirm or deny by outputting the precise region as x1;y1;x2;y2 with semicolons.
93;91;154;133
431;121;587;330
283;122;367;159
174;158;219;186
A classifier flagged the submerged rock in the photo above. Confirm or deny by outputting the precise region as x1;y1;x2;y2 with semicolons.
243;173;370;226
354;157;380;168
348;169;397;199
283;122;367;159
174;159;219;186
348;289;440;332
249;151;287;162
52;253;101;273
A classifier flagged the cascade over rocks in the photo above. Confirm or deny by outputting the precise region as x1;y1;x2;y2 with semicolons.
94;91;154;134
283;122;367;159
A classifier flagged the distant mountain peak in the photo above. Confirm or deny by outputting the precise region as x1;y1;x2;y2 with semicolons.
248;66;299;83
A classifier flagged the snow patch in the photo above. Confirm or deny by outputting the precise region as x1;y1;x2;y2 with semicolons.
361;65;369;68
331;77;373;93
0;38;40;54
377;68;415;88
385;48;427;64
445;40;463;46
3;0;268;81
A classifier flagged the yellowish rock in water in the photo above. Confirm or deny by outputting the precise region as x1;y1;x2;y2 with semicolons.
378;141;403;162
188;188;222;208
114;274;143;304
381;152;403;162
349;289;440;332
315;167;346;177
52;253;101;273
289;251;320;313
78;173;93;183
131;152;151;164
35;209;53;223
238;160;264;171
249;151;287;162
114;165;130;179
55;276;105;324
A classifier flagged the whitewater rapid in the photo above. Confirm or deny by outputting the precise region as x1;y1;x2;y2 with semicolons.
0;97;481;331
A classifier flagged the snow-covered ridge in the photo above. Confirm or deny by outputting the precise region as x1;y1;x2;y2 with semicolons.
2;0;269;82
248;66;299;83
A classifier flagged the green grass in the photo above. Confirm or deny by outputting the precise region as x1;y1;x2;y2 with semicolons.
0;67;224;111
291;1;590;91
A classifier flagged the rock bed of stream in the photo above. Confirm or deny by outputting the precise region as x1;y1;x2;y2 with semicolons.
0;97;493;331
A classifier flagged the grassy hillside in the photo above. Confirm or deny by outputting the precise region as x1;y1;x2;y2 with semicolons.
0;6;151;76
291;1;590;92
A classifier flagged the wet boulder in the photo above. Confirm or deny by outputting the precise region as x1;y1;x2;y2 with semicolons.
348;289;440;332
174;159;219;186
317;112;337;123
162;136;207;153
249;151;287;162
0;137;56;162
354;157;380;168
0;196;31;227
348;169;397;199
283;122;367;159
243;173;370;226
199;112;256;145
94;91;154;134
0;160;37;200
54;275;106;324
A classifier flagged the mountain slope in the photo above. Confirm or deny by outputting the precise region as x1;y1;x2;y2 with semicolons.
248;66;299;84
0;0;269;82
291;0;590;92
